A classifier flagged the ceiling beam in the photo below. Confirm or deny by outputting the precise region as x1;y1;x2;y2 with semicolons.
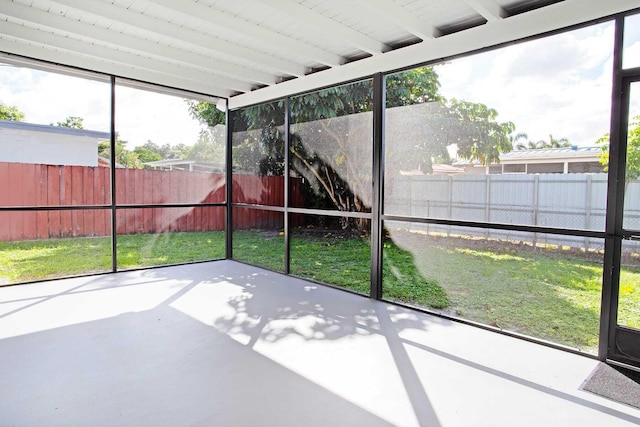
0;1;277;86
0;21;251;93
147;0;345;67
50;0;308;77
256;0;391;54
465;0;507;22
229;0;640;108
0;37;233;98
352;0;438;40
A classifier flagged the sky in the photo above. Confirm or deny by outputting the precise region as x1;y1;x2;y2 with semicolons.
437;21;616;146
0;65;205;149
1;17;639;150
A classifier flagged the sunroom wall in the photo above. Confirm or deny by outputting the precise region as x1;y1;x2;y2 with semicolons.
0;64;227;284
226;13;640;358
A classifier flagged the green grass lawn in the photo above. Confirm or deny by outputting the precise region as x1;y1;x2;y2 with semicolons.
0;231;226;283
1;229;639;354
387;232;613;353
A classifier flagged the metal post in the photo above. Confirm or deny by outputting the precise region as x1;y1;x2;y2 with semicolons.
284;97;291;274
447;175;453;236
585;175;592;251
225;104;233;259
371;73;385;300
110;76;117;272
600;16;625;361
533;175;539;249
485;174;490;239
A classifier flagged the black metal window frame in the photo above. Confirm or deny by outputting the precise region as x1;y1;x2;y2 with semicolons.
226;9;640;363
0;69;229;284
1;7;640;366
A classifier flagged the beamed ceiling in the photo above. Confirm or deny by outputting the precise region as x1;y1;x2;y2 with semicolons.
0;0;639;108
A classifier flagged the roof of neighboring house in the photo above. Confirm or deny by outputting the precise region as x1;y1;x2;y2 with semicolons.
453;146;602;167
143;159;224;172
500;146;601;162
0;119;110;140
98;156;124;168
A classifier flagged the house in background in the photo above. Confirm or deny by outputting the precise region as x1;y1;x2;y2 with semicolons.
143;159;224;172
0;119;109;167
454;146;605;174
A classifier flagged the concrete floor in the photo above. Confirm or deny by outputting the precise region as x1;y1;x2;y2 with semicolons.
0;260;639;427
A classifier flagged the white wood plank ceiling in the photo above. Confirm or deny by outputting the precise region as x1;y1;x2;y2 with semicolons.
0;0;638;108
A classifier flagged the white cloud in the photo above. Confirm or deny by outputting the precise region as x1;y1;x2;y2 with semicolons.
0;65;205;148
115;86;204;148
436;21;615;146
624;41;640;70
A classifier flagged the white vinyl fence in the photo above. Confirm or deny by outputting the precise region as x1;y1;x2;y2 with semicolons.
384;173;640;252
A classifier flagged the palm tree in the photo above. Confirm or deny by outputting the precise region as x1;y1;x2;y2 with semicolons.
516;134;571;150
511;132;530;150
536;134;572;149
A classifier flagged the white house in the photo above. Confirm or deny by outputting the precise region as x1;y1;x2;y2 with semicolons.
0;120;109;167
454;146;605;174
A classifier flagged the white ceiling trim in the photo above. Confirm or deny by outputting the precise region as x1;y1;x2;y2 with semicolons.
0;38;232;98
465;0;506;22
353;0;438;40
0;1;276;86
146;0;345;67
50;0;308;77
229;0;640;109
0;19;253;93
256;0;390;55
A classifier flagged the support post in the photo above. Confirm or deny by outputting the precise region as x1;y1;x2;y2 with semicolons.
371;73;385;300
225;103;233;259
110;76;117;272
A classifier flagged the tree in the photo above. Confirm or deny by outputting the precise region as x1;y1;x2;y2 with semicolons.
192;67;515;217
598;115;640;180
133;145;162;165
444;98;514;166
0;102;25;121
139;140;191;160
516;133;571;150
187;100;226;127
186;127;226;164
98;138;141;169
53;116;84;129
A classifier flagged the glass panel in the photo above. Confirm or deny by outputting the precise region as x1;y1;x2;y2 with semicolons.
0;61;111;206
232;207;284;272
619;240;640;329
289;81;373;212
0;209;112;284
623;13;640;70
115;83;226;204
232;101;285;206
116;207;225;269
383;220;603;354
384;22;613;232
290;214;371;295
623;83;640;230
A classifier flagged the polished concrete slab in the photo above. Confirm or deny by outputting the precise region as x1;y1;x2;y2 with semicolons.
1;260;639;426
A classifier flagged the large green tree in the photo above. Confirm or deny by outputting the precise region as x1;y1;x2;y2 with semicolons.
0;102;25;121
191;67;515;214
598;115;640;180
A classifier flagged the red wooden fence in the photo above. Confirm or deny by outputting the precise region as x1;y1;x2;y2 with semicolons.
0;162;302;242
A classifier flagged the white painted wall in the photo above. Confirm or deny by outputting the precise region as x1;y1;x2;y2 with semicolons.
0;121;109;166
